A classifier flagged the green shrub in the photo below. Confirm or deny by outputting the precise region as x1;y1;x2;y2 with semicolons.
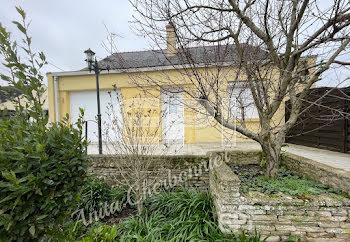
0;115;89;240
0;7;89;240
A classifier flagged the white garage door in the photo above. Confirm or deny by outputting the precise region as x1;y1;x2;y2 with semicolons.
70;90;122;143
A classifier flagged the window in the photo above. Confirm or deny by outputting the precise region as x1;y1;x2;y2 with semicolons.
227;82;259;119
169;97;178;114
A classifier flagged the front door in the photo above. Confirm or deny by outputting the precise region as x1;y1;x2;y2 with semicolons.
162;91;184;143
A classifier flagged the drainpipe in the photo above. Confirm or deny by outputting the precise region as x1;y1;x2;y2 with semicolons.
54;76;60;122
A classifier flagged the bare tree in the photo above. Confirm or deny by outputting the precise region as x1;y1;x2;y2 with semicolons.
123;0;350;177
103;88;173;215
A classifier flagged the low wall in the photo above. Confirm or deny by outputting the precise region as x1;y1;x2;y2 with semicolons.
210;152;350;241
281;152;350;195
210;150;350;195
89;155;209;190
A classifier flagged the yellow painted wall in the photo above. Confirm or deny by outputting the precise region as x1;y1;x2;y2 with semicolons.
47;75;55;122
47;64;289;144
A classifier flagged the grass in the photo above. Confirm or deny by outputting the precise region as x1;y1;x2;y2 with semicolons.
67;187;268;241
118;188;267;241
118;188;234;241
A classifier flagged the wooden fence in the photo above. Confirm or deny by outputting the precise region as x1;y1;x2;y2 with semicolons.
285;87;350;153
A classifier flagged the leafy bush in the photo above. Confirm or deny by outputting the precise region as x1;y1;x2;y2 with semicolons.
0;7;90;240
0;115;89;240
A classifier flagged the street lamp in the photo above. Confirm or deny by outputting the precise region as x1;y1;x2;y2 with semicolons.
84;48;109;154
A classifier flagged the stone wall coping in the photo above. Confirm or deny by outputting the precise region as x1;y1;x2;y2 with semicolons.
90;154;207;159
214;162;241;183
207;150;261;156
245;191;350;207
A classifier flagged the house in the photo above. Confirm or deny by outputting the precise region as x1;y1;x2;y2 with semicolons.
47;24;315;151
0;86;48;117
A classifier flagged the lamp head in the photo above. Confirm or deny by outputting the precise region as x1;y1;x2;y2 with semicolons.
84;48;95;70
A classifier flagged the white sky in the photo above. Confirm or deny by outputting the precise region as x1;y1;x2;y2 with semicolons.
0;0;147;73
0;0;349;87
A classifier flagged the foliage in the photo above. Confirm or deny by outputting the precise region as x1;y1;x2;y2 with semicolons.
232;165;341;197
81;223;118;242
77;177;127;215
0;106;89;241
0;7;89;240
54;220;118;242
118;188;267;241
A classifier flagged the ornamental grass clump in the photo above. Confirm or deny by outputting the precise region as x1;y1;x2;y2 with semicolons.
118;188;266;241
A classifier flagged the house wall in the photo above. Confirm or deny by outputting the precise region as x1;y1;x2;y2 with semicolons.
46;66;286;144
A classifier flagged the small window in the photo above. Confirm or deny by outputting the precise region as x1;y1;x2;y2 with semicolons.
169;97;178;114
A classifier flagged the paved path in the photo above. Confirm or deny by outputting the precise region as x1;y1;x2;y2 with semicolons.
283;144;350;172
88;142;350;172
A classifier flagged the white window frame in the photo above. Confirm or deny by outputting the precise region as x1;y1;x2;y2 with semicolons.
227;82;259;119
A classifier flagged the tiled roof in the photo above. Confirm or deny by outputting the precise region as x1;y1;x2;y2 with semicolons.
93;44;268;70
0;86;22;103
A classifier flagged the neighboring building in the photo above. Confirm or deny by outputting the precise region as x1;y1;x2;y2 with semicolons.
0;86;48;117
47;25;314;147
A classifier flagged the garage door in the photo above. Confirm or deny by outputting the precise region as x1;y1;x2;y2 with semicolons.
70;90;122;143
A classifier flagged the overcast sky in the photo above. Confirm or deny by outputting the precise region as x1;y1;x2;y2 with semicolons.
0;0;147;73
0;0;349;87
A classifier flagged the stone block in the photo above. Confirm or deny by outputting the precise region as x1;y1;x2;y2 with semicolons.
265;236;280;242
230;219;247;225
318;221;340;228
332;209;348;216
335;233;350;239
251;214;277;221
290;231;306;237
219;213;239;221
320;216;347;222
245;209;266;215
340;222;350;229
295;225;324;233
306;232;335;238
275;224;296;231
325;228;346;233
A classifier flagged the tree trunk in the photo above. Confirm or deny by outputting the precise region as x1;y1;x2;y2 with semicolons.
136;179;144;216
260;140;281;178
136;198;143;216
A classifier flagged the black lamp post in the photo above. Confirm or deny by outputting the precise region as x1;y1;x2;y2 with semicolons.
84;48;109;154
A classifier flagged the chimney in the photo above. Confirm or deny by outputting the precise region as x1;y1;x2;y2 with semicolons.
166;22;176;57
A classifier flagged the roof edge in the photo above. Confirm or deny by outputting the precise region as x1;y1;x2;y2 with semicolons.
48;61;237;77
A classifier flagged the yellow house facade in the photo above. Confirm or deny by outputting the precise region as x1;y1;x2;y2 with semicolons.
47;25;314;147
47;66;253;145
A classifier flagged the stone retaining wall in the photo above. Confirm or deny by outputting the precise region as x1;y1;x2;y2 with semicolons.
210;150;350;195
281;152;350;195
89;155;209;189
210;153;350;241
